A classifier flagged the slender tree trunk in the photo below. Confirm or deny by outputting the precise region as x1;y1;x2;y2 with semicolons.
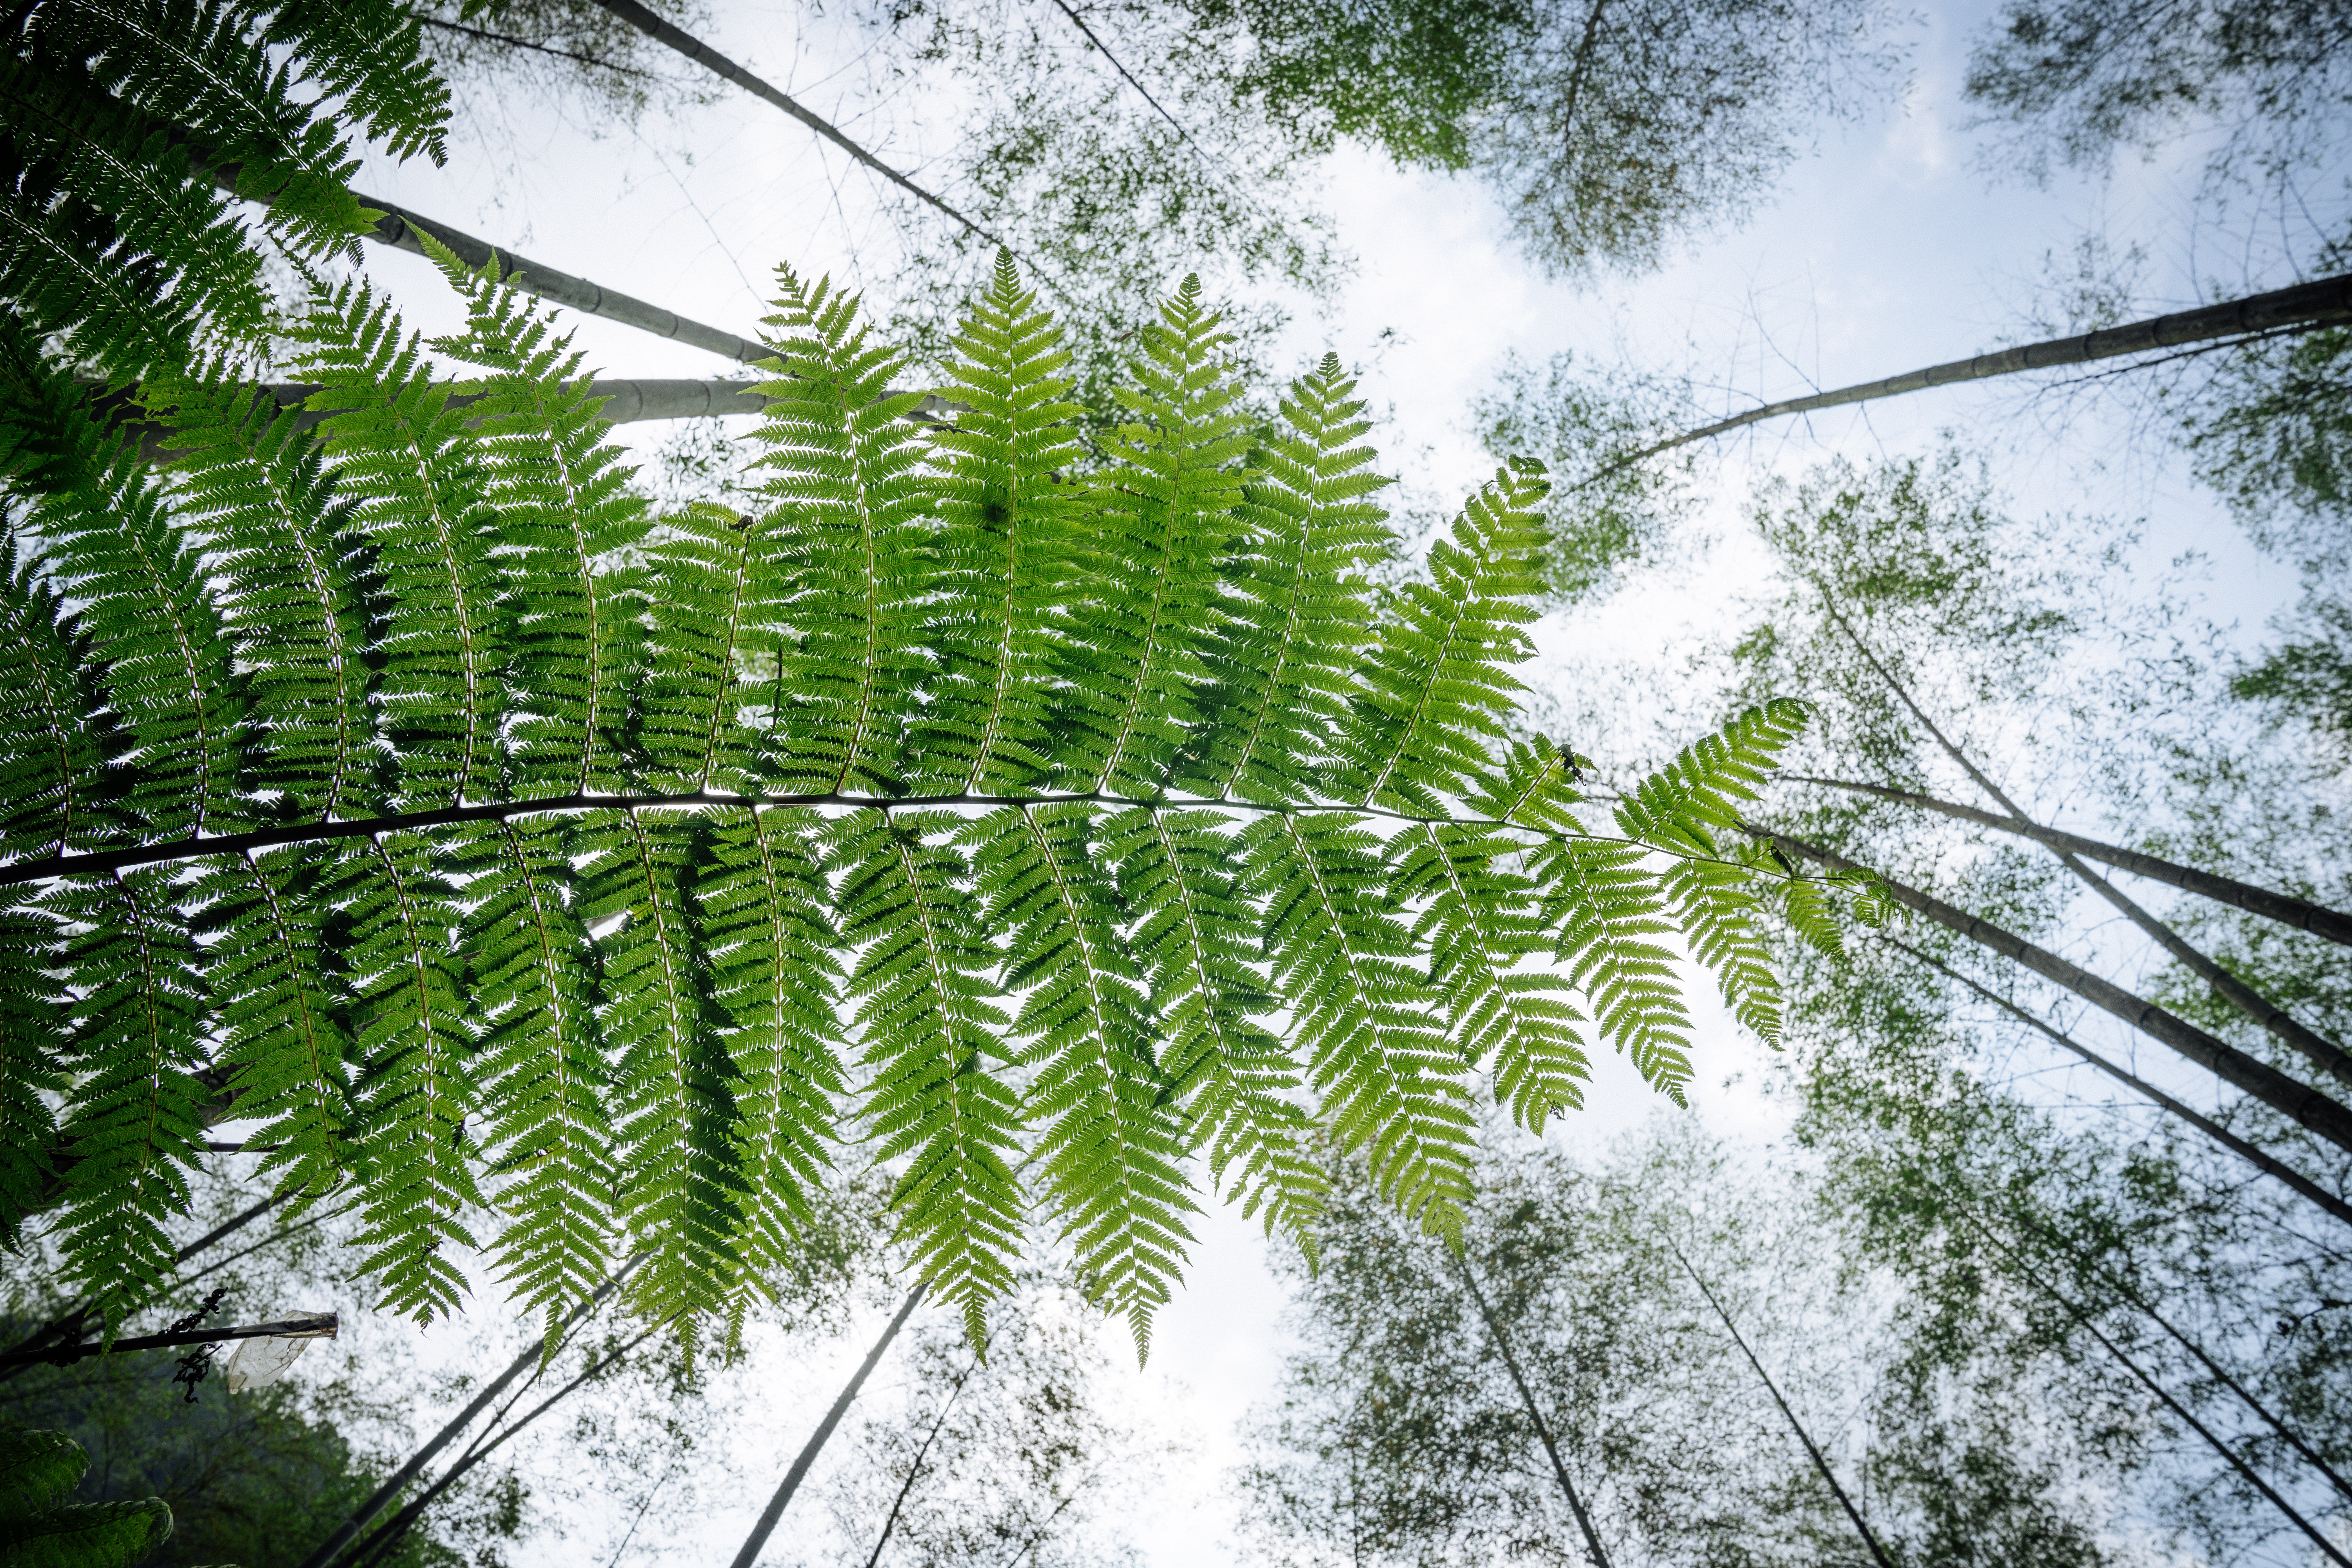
341;1314;681;1568
1452;1256;1613;1568
1576;272;2352;490
1824;599;2352;1089
586;0;1002;248
1668;1242;1896;1568
1766;828;2352;1156
859;1344;982;1568
1954;1214;2352;1568
296;1267;637;1568
2005;1212;2352;1504
729;1281;929;1568
1791;774;2352;948
1884;935;2352;1231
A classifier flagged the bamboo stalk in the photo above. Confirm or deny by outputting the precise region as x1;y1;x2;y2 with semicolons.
1763;828;2352;1156
1882;934;2352;1232
1820;597;2352;1089
1577;272;2352;489
1791;775;2352;949
588;0;1005;250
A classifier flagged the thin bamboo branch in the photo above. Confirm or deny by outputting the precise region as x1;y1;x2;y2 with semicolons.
2007;1212;2352;1504
1574;271;2352;491
729;1281;929;1568
1762;827;2352;1156
860;1348;981;1568
1453;1255;1613;1568
295;1263;639;1568
1668;1241;1896;1568
175;124;771;367
1883;934;2352;1232
0;1312;336;1367
1954;1212;2352;1568
587;0;1005;250
0;1191;294;1379
341;1312;682;1568
1820;596;2352;1089
1790;774;2352;949
1043;0;1203;161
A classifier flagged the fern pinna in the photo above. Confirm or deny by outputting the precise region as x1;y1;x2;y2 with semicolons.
0;242;1858;1353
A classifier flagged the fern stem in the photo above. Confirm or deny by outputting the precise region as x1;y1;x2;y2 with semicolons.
5;791;1776;888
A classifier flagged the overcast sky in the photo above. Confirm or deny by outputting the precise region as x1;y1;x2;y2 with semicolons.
310;2;2350;1562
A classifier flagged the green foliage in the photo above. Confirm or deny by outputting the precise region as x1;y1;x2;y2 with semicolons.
0;228;1836;1347
0;1428;170;1568
0;0;446;386
1176;0;1900;278
1964;0;2352;182
1470;347;1701;600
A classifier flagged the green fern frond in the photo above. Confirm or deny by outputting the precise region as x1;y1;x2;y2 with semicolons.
1105;806;1323;1241
460;816;615;1320
47;868;212;1324
1466;735;1588;835
423;239;650;800
1056;275;1251;795
917;251;1085;795
637;503;759;794
1392;822;1591;1133
976;802;1194;1349
332;831;481;1321
31;436;245;840
151;366;377;819
0;907;65;1232
266;0;451;164
1334;462;1549;814
1662;856;1782;1045
0;45;272;376
579;808;750;1322
38;0;381;257
1192;352;1388;804
700;807;846;1287
751;267;935;796
834;811;1021;1342
1532;836;1694;1104
1245;812;1473;1235
197;846;354;1210
295;279;504;809
0;229;1853;1343
0;537;132;858
1613;699;1808;856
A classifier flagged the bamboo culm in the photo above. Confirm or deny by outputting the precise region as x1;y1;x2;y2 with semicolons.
1452;1256;1614;1568
1791;775;2352;949
1575;272;2352;492
1667;1242;1897;1568
294;1267;637;1568
1767;829;2352;1157
1955;1213;2352;1568
1883;935;2352;1232
1823;601;2352;1090
729;1282;929;1568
